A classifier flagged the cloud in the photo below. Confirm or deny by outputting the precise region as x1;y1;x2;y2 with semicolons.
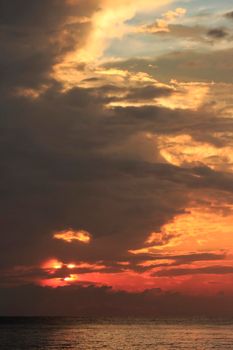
53;0;175;88
0;86;233;270
104;48;233;84
0;248;229;292
207;28;229;39
137;8;187;34
137;23;231;47
224;11;233;19
53;229;92;243
157;133;233;172
170;252;226;265
155;24;206;41
0;0;98;94
123;85;173;101
155;266;233;277
129;199;233;256
1;85;233;270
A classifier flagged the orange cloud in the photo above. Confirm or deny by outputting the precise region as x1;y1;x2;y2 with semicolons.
53;229;92;243
129;200;233;257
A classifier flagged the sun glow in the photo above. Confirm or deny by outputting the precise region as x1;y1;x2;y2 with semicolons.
67;263;76;269
64;274;79;282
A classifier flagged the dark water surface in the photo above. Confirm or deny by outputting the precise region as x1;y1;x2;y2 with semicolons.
0;317;232;349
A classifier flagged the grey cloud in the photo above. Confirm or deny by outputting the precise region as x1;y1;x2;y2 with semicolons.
124;85;172;101
143;23;232;45
152;24;206;42
104;48;233;83
207;28;229;39
224;11;233;19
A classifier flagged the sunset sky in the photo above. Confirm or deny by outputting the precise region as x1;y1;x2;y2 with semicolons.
1;0;233;316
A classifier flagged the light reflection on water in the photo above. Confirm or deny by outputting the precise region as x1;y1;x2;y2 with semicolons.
0;318;233;350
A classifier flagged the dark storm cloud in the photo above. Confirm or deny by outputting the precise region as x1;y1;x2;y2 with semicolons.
0;89;186;265
0;284;233;317
1;82;233;269
0;0;98;92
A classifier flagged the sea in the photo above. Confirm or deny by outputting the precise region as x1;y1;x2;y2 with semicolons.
0;317;232;350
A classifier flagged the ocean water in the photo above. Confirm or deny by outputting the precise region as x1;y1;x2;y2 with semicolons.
0;317;232;350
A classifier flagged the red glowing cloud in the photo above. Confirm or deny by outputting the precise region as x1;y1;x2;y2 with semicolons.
41;259;63;271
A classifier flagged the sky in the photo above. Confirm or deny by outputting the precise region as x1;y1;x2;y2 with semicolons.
1;0;233;317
